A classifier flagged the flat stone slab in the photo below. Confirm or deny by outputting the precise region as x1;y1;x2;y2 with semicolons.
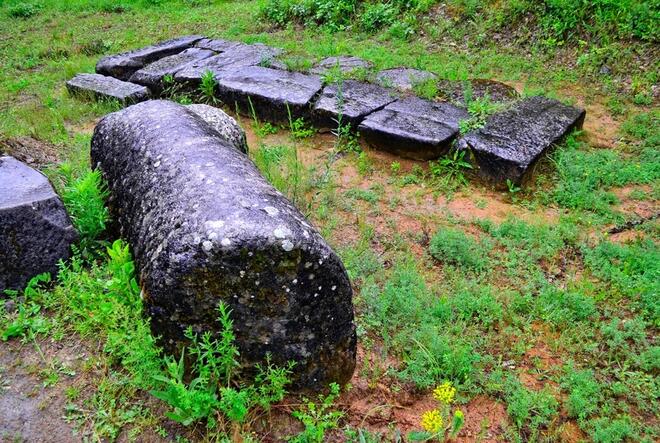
458;96;585;185
358;96;469;160
128;48;215;91
174;43;283;88
0;156;77;293
376;68;438;91
66;73;150;104
91;100;356;390
216;66;322;124
96;35;203;81
309;56;373;76
313;80;398;129
438;79;519;105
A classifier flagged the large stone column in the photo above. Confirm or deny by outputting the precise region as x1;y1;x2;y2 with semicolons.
91;100;356;389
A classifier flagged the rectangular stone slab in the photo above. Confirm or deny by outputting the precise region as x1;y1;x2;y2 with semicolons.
96;35;204;81
358;96;469;160
216;66;322;124
1;156;77;292
174;43;283;88
128;48;215;92
312;80;397;130
66;73;150;104
458;96;586;185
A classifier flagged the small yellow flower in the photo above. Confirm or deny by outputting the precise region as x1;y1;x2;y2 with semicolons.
421;409;444;433
433;381;456;404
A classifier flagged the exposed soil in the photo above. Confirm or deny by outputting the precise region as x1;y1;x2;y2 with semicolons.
0;337;91;442
0;137;60;169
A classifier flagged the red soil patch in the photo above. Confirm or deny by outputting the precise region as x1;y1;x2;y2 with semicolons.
454;395;508;442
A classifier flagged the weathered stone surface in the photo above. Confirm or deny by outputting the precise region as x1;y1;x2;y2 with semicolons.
128;48;215;91
174;43;283;88
216;66;322;124
96;35;203;81
185;104;248;154
358;96;469;160
309;56;373;75
313;80;398;129
437;79;519;106
66;73;150;105
0;156;77;293
376;67;438;91
90;100;356;389
194;38;243;53
458;96;586;185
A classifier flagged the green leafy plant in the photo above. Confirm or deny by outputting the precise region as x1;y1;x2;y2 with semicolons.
151;303;291;431
506;179;522;200
1;273;50;341
428;149;473;187
198;70;218;104
59;168;109;249
288;382;344;443
289;117;316;139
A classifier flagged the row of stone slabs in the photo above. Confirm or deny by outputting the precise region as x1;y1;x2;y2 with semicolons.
66;35;586;186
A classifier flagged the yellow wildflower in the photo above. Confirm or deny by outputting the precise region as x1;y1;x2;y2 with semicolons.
433;381;456;404
421;409;444;433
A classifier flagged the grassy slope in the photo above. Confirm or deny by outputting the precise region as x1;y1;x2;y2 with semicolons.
0;1;658;442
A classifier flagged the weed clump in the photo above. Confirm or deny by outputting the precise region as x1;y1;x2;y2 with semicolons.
8;2;41;18
429;227;488;271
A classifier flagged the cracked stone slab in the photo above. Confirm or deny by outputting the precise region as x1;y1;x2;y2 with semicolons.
358;96;469;160
309;56;373;76
96;35;204;81
91;100;356;390
66;73;150;104
128;48;215;92
438;79;520;106
375;67;438;91
174;43;283;88
312;80;398;129
216;66;323;124
1;156;77;293
458;96;586;185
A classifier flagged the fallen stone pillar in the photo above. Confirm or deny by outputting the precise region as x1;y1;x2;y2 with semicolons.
1;156;77;293
90;100;356;389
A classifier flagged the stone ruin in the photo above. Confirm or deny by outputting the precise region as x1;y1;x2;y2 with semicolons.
90;100;356;389
67;35;586;186
2;35;588;391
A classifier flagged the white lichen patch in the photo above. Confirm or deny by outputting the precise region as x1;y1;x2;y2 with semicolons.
205;220;225;230
263;206;279;216
274;227;291;239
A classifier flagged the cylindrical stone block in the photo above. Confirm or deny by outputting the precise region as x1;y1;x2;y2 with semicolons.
91;100;356;390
